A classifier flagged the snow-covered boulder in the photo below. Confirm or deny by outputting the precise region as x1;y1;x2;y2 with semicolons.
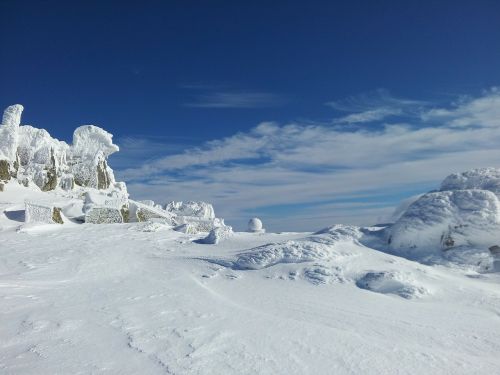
25;201;64;224
85;207;123;224
165;201;215;219
130;200;175;224
200;225;233;244
388;168;500;257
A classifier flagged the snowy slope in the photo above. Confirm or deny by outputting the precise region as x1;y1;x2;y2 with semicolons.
1;183;500;374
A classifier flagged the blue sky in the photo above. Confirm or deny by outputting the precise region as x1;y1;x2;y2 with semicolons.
1;1;500;230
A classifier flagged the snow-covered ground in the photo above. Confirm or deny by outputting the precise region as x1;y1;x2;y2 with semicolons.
1;184;500;374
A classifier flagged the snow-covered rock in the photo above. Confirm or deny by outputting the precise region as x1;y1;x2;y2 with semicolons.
83;191;129;223
388;168;500;257
85;207;124;224
0;104;126;195
200;225;233;244
165;201;215;219
70;125;118;189
25;201;64;224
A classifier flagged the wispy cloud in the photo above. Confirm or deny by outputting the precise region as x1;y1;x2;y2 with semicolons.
182;83;286;108
185;91;285;108
327;89;426;124
116;88;500;231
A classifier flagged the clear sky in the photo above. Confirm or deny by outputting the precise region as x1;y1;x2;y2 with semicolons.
1;0;500;230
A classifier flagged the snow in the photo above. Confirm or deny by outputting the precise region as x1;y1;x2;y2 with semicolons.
1;189;499;374
2;113;500;375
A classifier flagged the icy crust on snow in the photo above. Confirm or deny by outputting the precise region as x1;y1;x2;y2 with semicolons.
388;168;500;260
231;225;362;270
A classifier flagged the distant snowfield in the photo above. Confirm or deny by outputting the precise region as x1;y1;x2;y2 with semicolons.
1;186;500;374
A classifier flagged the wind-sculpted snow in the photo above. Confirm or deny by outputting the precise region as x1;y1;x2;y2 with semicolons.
231;225;362;270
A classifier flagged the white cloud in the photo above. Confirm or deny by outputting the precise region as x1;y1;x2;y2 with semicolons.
116;88;500;231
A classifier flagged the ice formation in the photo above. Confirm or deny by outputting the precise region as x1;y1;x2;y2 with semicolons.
387;168;500;257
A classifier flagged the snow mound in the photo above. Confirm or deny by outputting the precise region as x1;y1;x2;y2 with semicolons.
356;271;429;299
388;168;500;259
232;225;361;270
